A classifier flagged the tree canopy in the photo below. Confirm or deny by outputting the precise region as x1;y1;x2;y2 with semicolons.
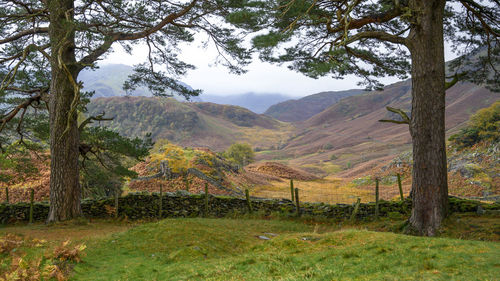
0;0;255;222
223;142;255;167
246;0;498;90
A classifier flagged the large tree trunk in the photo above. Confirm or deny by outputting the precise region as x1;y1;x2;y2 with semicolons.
47;0;82;222
407;0;448;236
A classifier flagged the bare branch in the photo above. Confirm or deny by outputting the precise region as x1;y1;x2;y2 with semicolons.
445;72;467;90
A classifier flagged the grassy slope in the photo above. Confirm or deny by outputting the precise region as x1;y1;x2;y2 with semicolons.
87;96;294;151
1;216;499;280
63;218;499;280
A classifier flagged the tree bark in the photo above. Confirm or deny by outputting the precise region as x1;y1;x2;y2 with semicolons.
407;0;448;236
47;0;82;222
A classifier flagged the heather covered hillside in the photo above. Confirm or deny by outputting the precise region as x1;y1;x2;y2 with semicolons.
264;89;364;122
269;80;498;176
87;96;294;151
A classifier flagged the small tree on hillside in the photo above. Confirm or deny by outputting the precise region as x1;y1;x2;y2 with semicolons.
449;100;500;148
234;0;499;235
0;0;253;222
224;143;255;168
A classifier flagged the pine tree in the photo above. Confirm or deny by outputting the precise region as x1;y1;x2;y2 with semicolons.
241;0;499;235
0;0;252;222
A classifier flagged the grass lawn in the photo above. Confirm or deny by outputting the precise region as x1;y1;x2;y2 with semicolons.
1;216;499;280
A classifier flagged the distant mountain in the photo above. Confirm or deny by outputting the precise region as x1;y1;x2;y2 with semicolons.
80;64;289;111
269;79;498;176
199;93;291;114
80;64;148;97
264;89;365;122
79;64;201;101
87;97;292;151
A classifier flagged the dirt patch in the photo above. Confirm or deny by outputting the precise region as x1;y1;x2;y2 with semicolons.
247;162;318;181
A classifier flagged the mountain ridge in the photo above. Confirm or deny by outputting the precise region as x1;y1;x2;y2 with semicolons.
264;89;365;122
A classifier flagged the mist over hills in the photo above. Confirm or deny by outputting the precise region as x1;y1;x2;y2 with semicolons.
82;61;498;176
80;64;152;98
80;64;292;113
200;93;291;114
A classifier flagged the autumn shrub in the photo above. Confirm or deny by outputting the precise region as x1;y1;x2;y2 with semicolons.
53;240;87;263
449;101;499;148
0;234;23;254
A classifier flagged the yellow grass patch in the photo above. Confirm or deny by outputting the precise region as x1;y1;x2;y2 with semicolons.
251;178;375;204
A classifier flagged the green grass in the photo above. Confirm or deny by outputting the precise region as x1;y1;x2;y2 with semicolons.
67;218;500;281
1;217;499;280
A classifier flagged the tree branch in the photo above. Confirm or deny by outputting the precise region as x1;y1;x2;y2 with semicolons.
378;106;410;125
77;0;198;69
327;7;403;34
0;90;48;134
0;43;50;64
344;30;408;46
78;112;113;131
445;72;467;90
459;0;500;37
0;27;49;44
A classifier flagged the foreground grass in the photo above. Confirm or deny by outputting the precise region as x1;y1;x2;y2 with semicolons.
70;218;499;281
1;216;499;280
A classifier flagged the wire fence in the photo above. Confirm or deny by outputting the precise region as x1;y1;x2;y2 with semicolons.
250;176;409;205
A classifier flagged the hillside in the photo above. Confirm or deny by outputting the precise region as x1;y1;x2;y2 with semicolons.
87;96;294;151
264;89;364;122
200;92;291;114
258;80;498;176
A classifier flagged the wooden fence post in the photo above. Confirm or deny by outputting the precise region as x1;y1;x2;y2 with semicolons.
204;183;209;217
114;189;119;218
185;177;190;192
245;189;253;214
290;179;294;201
375;178;380;219
5;187;8;204
397;173;404;201
294;188;300;217
29;188;34;224
350;198;361;222
159;184;163;219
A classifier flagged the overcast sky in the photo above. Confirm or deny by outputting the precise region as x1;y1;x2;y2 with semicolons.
102;39;457;98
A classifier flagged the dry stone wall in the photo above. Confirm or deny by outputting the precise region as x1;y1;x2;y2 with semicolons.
0;192;498;224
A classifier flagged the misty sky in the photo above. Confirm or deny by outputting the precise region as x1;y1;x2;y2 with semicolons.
102;39;458;97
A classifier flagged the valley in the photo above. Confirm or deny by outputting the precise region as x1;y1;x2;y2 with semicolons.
2;1;499;279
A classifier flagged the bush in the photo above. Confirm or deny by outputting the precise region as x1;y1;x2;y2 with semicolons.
450;101;499;148
223;143;255;167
